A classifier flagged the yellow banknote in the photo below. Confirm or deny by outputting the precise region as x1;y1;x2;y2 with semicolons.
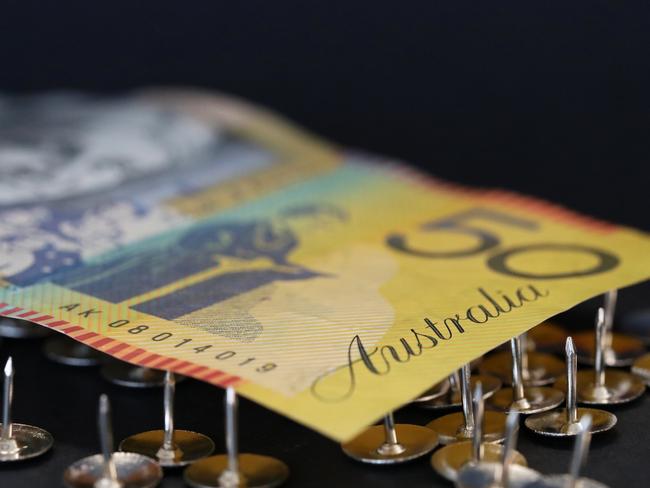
0;90;649;441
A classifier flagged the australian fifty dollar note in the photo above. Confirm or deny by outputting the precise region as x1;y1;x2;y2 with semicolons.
0;89;648;441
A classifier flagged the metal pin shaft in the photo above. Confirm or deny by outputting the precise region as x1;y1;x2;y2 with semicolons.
1;358;14;441
520;333;530;381
460;364;475;433
471;381;484;463
566;338;578;425
510;337;525;401
98;394;118;483
162;371;175;451
603;290;617;350
225;387;239;475
568;415;593;488
500;411;519;488
383;412;399;446
449;371;460;393
594;308;606;388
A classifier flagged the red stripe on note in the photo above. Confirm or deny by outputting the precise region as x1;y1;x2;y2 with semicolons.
75;332;99;341
122;348;146;361
45;320;68;328
184;365;207;376
203;370;225;382
139;354;161;366
106;343;129;355
220;376;242;387
174;361;191;370
153;357;175;369
17;311;37;318
2;307;22;315
62;326;83;334
31;315;53;322
91;337;113;348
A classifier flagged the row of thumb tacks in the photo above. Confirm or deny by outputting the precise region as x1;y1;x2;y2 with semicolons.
340;299;649;487
0;355;289;487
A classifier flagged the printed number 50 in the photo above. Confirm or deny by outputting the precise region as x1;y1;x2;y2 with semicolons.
386;208;619;279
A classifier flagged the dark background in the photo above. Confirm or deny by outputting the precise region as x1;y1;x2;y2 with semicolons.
1;0;649;229
1;1;649;487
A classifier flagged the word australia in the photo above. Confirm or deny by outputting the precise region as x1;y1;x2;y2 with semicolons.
311;283;548;402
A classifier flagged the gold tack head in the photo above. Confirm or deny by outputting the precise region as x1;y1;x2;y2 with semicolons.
430;441;527;482
341;424;438;464
184;453;289;488
488;386;564;414
43;336;103;366
63;452;163;488
554;370;645;405
120;430;215;468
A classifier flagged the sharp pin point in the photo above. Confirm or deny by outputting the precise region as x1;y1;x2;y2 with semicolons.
0;357;53;462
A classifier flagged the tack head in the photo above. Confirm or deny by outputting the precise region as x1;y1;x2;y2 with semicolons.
183;453;289;488
426;411;507;445
63;452;162;488
412;380;450;403
341;424;438;464
101;362;178;388
0;318;51;339
528;321;568;353
631;353;650;386
0;423;54;462
554;370;645;405
620;309;650;346
120;430;215;467
417;375;501;410
430;441;527;482
456;461;540;488
480;351;564;386
525;474;609;488
43;336;103;366
573;331;645;367
488;386;564;414
524;407;616;437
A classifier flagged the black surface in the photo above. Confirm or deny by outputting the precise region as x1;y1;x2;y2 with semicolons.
1;1;650;486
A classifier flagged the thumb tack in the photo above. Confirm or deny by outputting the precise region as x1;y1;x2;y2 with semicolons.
64;394;162;488
44;335;103;367
427;364;506;444
431;381;527;482
480;332;564;387
574;290;645;367
488;336;564;414
555;308;645;405
418;370;501;410
0;357;54;462
525;415;609;488
455;411;540;488
525;337;616;437
341;410;439;464
184;387;289;487
120;371;214;467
